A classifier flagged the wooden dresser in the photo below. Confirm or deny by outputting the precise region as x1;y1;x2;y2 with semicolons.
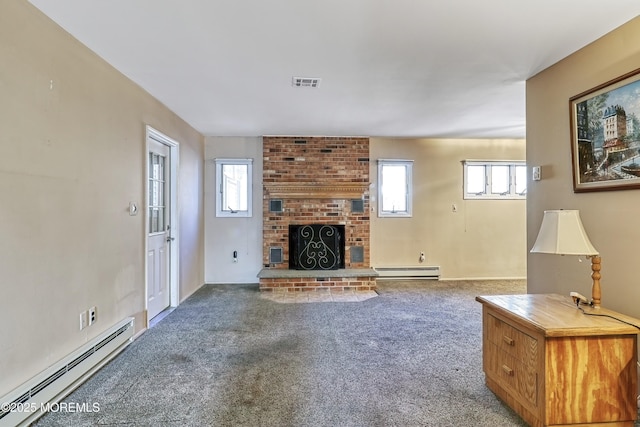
476;293;640;427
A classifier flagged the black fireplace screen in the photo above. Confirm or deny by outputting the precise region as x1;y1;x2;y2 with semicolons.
289;224;345;270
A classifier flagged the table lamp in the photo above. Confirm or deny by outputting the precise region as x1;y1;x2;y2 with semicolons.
530;210;601;308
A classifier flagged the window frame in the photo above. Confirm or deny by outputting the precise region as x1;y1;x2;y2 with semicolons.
148;151;167;234
377;159;413;217
215;158;253;217
463;160;526;200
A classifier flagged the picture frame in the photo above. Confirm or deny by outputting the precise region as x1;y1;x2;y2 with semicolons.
570;68;640;192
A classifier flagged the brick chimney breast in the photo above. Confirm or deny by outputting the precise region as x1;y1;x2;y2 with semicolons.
261;136;373;291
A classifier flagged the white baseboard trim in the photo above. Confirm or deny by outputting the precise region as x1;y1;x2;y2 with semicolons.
440;276;526;281
0;318;134;427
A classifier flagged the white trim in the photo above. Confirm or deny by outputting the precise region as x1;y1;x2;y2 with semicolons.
462;159;523;164
214;158;253;218
440;276;527;281
145;126;180;321
0;318;134;427
463;160;526;200
375;266;440;279
377;159;413;217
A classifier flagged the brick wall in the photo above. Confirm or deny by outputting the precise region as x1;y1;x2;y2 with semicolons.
261;136;371;290
263;136;369;185
259;276;377;292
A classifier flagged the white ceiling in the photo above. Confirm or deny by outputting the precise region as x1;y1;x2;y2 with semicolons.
28;1;640;139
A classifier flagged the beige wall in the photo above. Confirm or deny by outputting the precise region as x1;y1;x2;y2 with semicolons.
204;137;263;283
526;17;640;315
202;137;527;281
370;138;527;279
0;2;204;395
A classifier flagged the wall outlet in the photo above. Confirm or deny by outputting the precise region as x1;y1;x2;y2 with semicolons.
79;311;88;330
88;306;97;325
532;166;541;181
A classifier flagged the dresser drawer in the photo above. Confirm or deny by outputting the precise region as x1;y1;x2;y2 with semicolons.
485;342;538;407
486;313;538;367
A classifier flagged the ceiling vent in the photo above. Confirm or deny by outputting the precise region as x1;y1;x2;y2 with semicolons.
292;77;321;88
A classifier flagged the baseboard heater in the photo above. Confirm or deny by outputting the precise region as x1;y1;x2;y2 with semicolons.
0;317;134;427
375;266;440;280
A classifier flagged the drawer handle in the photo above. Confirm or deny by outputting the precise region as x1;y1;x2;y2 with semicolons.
501;364;514;376
502;335;514;346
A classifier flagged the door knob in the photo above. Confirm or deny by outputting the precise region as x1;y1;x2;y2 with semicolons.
166;236;175;242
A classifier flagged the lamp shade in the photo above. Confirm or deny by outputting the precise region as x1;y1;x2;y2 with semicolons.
530;210;598;255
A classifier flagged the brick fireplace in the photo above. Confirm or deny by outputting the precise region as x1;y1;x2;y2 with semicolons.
258;136;378;292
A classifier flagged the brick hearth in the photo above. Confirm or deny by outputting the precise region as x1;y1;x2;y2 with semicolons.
260;136;376;292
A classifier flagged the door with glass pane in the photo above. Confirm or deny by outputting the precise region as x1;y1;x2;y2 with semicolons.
147;139;171;320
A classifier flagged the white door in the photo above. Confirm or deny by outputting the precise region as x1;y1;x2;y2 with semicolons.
147;139;171;320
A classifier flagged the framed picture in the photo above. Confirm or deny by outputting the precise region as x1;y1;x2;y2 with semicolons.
570;68;640;192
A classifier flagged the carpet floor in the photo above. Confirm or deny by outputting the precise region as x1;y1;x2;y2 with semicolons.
33;280;531;426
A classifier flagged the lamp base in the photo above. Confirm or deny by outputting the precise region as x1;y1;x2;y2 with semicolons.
590;255;601;308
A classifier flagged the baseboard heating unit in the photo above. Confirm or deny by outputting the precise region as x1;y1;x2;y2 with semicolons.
0;317;134;427
375;266;440;280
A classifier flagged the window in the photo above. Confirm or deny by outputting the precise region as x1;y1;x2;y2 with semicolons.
148;152;166;233
215;158;253;217
378;160;413;217
463;161;526;199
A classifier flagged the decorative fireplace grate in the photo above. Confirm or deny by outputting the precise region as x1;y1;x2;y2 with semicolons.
289;224;345;270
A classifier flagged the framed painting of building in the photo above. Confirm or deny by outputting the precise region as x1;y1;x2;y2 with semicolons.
570;68;640;192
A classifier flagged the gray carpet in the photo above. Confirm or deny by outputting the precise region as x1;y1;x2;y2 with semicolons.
34;280;530;427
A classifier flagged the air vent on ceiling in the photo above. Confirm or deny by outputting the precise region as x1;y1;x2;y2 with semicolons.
292;77;321;88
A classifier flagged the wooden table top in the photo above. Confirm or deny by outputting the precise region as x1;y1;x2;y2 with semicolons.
476;293;640;337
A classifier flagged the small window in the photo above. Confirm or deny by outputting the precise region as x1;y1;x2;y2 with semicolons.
215;158;253;217
463;161;526;200
148;152;166;234
378;159;413;217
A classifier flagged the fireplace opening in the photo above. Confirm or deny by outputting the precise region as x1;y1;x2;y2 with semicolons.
289;224;345;270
